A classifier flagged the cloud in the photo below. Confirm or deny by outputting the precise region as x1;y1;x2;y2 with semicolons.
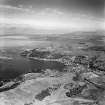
0;5;64;17
0;5;103;31
0;5;35;13
37;8;64;17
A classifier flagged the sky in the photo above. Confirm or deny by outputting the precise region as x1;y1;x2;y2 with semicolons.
0;0;105;32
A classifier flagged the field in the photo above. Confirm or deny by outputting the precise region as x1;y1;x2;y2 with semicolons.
0;29;105;105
